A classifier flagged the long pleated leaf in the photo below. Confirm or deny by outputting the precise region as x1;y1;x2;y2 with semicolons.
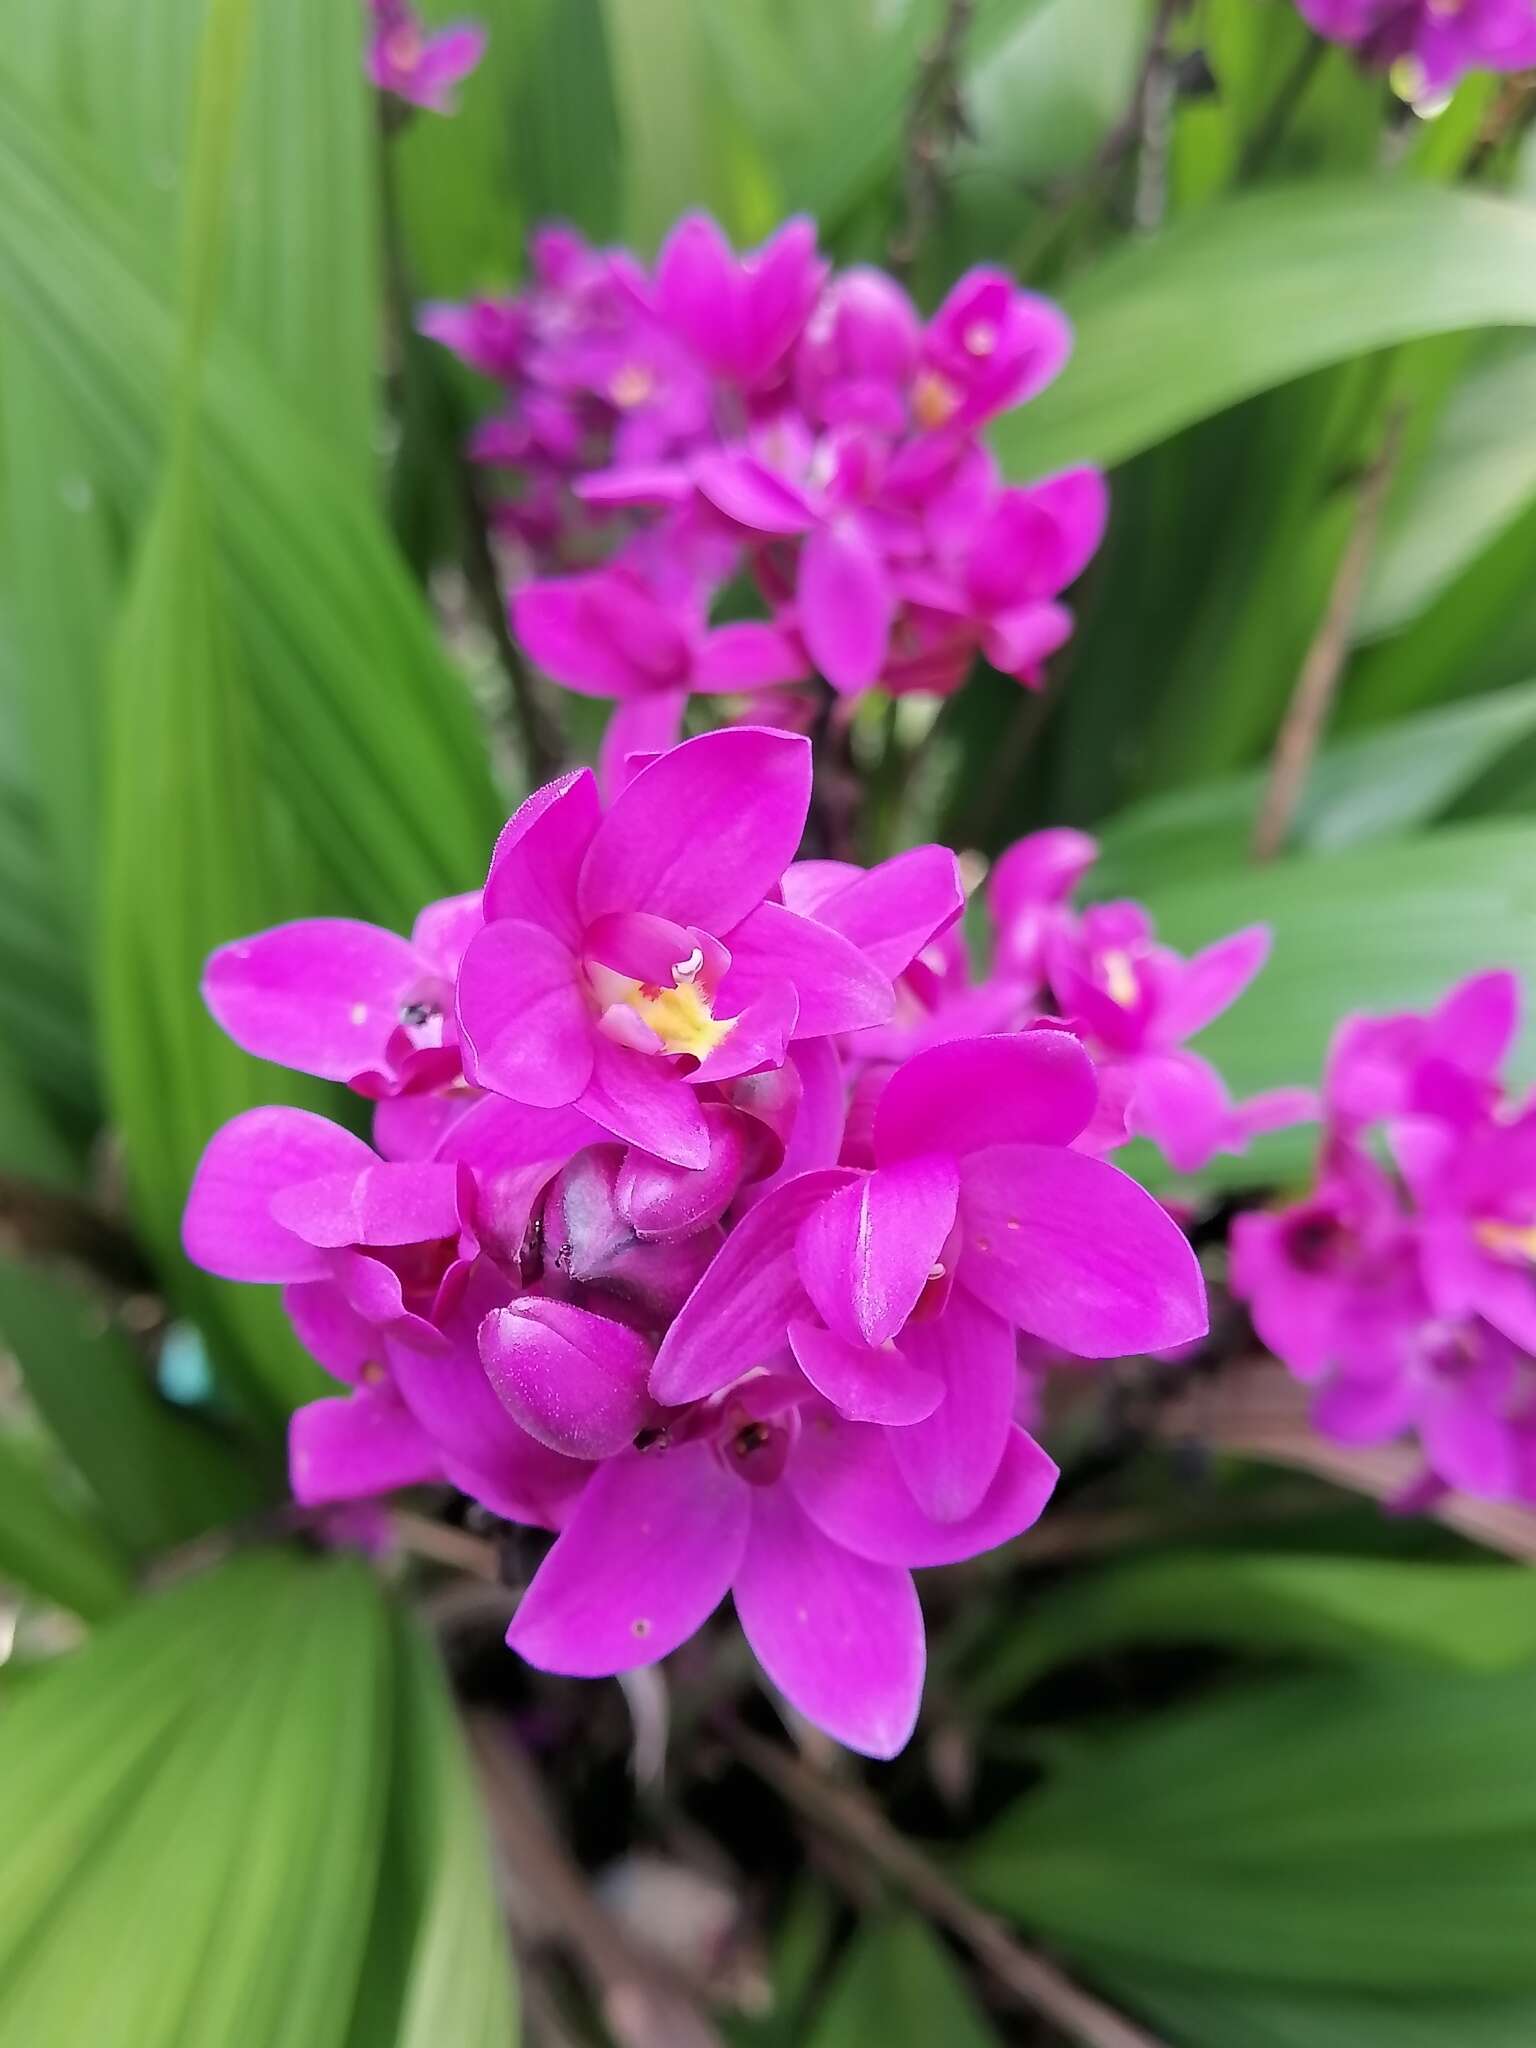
0;65;501;928
1005;182;1536;476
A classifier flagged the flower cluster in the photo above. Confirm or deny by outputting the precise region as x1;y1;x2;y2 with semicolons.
365;0;485;113
422;218;1105;785
1295;0;1536;98
177;730;1277;1756
1232;969;1536;1508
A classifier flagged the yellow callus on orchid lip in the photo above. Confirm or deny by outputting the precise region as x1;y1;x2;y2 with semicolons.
1475;1219;1536;1263
623;975;735;1060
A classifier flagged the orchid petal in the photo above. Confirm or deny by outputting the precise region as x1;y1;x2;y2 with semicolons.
788;1320;943;1425
798;522;894;693
721;900;894;1037
578;726;812;935
874;1031;1097;1164
790;1414;1057;1565
581;1034;711;1169
481;1300;658;1459
202;919;420;1082
289;1385;441;1505
456;920;592;1106
811;846;963;980
796;1156;959;1348
508;1443;749;1675
887;1292;1017;1521
482;769;601;944
957;1143;1207;1357
183;1108;372;1283
733;1485;923;1759
650;1168;856;1403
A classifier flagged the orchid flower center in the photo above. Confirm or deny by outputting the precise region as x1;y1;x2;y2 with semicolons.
591;946;736;1061
911;369;960;431
962;319;998;358
1476;1219;1536;1264
383;24;422;70
608;363;655;409
1101;948;1140;1008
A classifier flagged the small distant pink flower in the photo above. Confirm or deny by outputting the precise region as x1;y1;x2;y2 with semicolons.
1294;0;1536;95
365;0;485;113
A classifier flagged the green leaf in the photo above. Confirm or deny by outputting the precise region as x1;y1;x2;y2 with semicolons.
1003;183;1536;476
1091;681;1536;891
602;0;730;251
968;1553;1536;1709
807;1917;1001;2048
0;1259;266;1556
1130;819;1536;1186
1095;1973;1536;2048
0;1432;130;1620
0;1551;393;2048
1359;345;1536;640
968;1665;1536;1992
0;65;501;928
348;1607;519;2048
0;1551;517;2047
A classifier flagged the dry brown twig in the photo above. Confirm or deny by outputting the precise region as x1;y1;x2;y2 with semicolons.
1251;407;1407;861
890;0;977;277
1159;1358;1536;1561
468;1711;728;2048
724;1719;1169;2048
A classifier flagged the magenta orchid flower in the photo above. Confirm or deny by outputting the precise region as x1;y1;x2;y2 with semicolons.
506;1372;1058;1758
512;565;806;787
1233;969;1536;1511
910;267;1073;435
202;892;481;1103
652;1032;1207;1519
365;0;486;112
1047;904;1317;1172
1294;0;1536;95
454;729;898;1169
654;213;828;395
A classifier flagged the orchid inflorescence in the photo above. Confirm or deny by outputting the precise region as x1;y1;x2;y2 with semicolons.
1295;0;1536;100
365;0;485;115
421;217;1106;787
1233;969;1536;1513
180;726;1319;1756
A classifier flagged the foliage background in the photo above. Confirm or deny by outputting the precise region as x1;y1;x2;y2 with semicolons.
2;0;1536;2041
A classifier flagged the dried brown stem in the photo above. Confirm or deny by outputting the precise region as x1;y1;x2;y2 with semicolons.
468;1712;727;2048
1159;1358;1536;1560
1251;408;1405;862
0;1172;157;1297
724;1720;1169;2048
890;0;977;277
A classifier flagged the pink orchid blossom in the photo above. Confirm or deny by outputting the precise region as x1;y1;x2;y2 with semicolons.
1233;969;1536;1509
1294;0;1536;96
1047;903;1317;1171
202;892;481;1102
365;0;485;112
454;729;898;1169
652;1032;1207;1520
507;1373;1057;1758
512;565;806;787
